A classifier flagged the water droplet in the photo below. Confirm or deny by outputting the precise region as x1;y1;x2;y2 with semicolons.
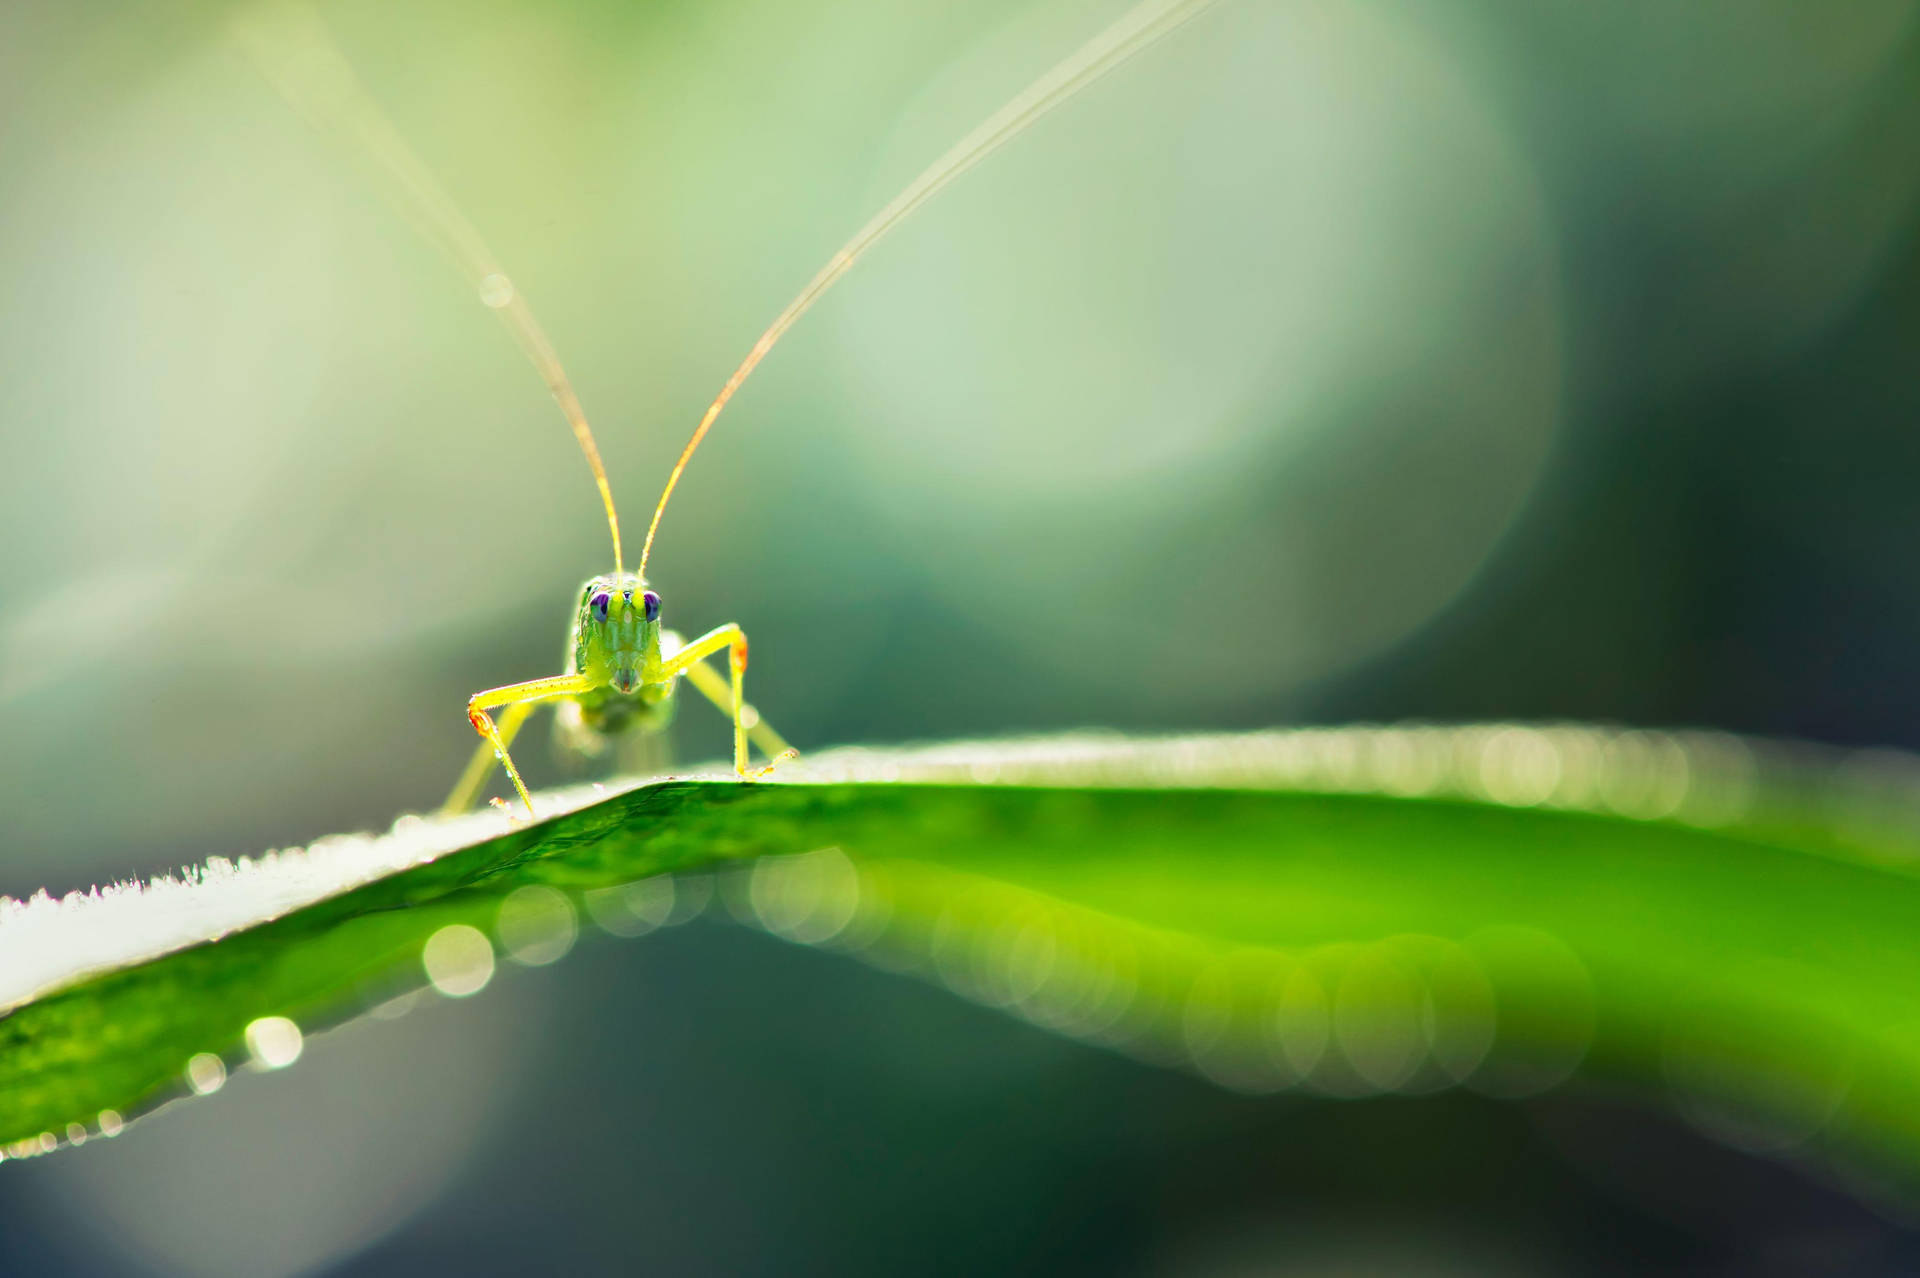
749;847;860;945
1180;949;1297;1093
1599;731;1690;819
584;877;676;937
478;272;514;309
997;912;1059;1008
1478;727;1561;807
185;1052;227;1095
1399;936;1495;1086
244;1015;304;1069
1334;947;1428;1092
422;924;495;997
497;886;578;966
668;873;714;923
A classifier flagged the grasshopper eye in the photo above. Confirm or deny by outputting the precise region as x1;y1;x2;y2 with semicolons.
642;590;660;622
590;591;611;624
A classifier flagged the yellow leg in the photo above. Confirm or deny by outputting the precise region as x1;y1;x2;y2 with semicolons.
680;657;796;764
657;624;794;780
463;672;597;819
442;698;538;816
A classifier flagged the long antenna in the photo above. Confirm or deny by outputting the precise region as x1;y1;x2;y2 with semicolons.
238;3;625;574
637;0;1221;577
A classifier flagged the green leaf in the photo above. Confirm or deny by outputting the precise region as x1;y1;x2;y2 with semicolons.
4;727;1920;1187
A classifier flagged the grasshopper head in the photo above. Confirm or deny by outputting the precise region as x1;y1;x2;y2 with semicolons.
575;573;662;694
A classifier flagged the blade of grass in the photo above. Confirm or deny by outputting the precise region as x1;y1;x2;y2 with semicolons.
3;726;1919;1193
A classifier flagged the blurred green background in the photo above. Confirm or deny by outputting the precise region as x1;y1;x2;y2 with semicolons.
2;0;1918;1272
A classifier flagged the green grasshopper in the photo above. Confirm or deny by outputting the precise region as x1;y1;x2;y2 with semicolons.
245;0;1219;819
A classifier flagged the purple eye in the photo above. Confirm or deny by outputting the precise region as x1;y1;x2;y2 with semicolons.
642;590;660;622
590;591;611;624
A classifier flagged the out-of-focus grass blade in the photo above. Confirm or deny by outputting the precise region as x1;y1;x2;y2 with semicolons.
4;726;1920;1192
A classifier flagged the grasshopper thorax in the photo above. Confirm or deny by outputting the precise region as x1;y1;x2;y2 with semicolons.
573;572;662;695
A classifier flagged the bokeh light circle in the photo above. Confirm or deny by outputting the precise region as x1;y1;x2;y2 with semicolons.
828;0;1564;704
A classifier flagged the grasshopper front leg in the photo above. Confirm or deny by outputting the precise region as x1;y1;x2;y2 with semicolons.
658;624;795;779
462;672;597;818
